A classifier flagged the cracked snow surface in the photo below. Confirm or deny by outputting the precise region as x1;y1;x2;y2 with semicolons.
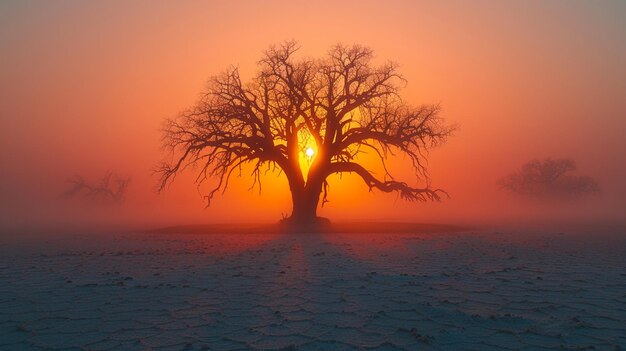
1;229;625;350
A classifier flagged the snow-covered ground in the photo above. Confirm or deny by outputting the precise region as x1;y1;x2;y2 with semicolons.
1;227;625;350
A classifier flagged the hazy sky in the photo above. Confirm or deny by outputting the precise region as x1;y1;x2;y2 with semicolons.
1;1;625;230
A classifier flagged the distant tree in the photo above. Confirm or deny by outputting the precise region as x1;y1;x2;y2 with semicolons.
64;172;130;204
498;158;599;200
157;41;454;226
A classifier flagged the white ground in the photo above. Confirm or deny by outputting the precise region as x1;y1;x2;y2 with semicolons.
1;228;625;350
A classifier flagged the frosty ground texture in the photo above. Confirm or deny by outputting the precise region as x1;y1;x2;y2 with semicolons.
1;229;625;350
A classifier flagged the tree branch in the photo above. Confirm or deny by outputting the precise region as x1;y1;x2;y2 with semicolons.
327;162;447;201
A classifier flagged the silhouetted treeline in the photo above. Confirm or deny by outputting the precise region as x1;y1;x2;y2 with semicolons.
63;172;130;204
499;158;599;200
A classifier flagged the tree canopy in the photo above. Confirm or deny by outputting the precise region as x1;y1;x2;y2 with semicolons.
499;158;599;200
157;42;454;224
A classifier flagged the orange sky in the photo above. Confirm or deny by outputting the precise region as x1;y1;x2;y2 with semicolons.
1;1;625;231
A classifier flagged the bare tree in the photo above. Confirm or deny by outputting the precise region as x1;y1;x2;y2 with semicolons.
498;158;599;200
64;172;130;204
157;42;454;226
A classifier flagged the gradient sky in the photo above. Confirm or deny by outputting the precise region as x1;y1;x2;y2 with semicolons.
1;0;625;230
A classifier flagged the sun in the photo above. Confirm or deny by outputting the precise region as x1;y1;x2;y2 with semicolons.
305;147;315;157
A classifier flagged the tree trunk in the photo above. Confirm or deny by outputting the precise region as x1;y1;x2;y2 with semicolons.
283;179;328;229
290;188;319;223
280;155;330;230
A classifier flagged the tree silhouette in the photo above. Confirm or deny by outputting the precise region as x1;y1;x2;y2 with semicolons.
498;158;599;200
64;172;131;204
157;42;453;226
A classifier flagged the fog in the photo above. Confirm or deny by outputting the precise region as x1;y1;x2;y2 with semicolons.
1;1;625;234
